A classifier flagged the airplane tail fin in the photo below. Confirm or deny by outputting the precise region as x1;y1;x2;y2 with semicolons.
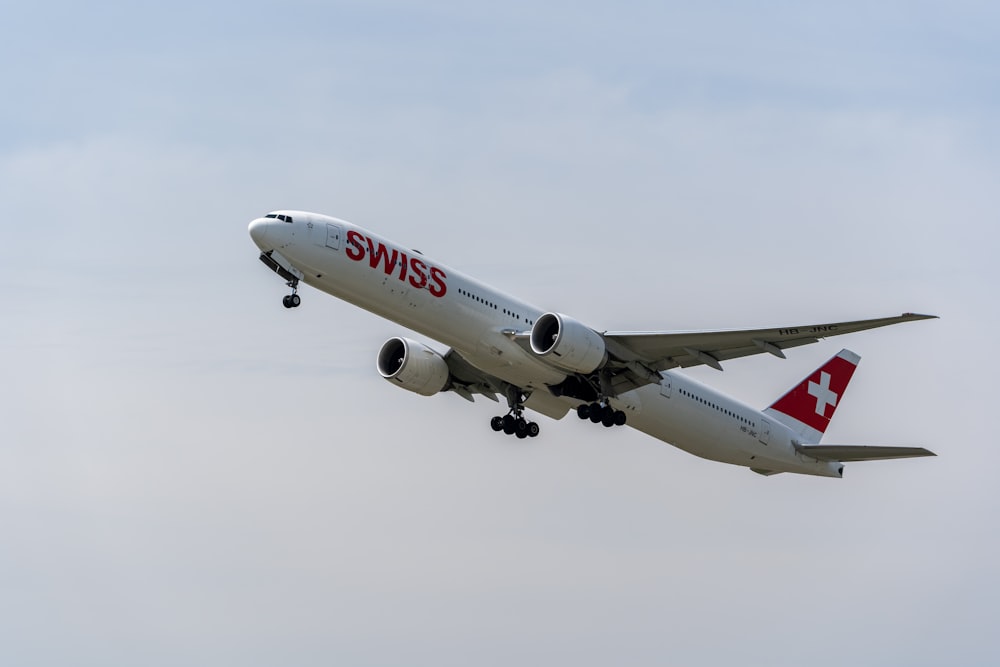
763;349;860;444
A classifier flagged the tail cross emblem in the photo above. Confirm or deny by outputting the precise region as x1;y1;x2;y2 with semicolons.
808;371;838;417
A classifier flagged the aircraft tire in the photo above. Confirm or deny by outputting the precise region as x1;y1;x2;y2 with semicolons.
282;295;293;308
601;412;616;427
614;410;627;426
502;415;516;435
290;294;301;307
490;416;504;431
527;422;540;437
576;404;590;419
589;404;604;423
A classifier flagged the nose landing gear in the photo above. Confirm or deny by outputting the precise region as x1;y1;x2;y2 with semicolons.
282;279;301;309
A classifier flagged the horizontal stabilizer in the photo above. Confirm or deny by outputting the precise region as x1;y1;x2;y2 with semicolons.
798;445;936;462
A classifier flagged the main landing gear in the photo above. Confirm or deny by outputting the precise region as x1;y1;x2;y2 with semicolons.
576;402;627;428
490;411;540;439
282;278;301;309
491;387;539;439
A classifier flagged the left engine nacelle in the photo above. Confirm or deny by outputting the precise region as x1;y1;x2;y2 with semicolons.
376;337;450;396
529;312;608;374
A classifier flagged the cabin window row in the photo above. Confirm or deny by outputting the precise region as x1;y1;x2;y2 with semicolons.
457;288;498;310
456;288;534;325
678;388;752;425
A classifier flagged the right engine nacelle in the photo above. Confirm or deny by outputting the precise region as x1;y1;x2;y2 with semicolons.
376;337;450;396
529;312;608;374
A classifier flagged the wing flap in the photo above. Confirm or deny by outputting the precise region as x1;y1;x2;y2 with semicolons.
798;445;936;462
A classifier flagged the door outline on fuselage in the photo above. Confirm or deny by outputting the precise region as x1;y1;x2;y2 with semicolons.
659;376;672;398
759;418;771;445
325;224;342;250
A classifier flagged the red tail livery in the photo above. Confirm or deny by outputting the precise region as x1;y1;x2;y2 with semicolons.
766;349;860;441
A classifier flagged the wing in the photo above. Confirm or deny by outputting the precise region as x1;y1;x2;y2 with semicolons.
603;313;937;373
441;349;571;420
441;348;504;402
798;445;936;462
505;312;936;397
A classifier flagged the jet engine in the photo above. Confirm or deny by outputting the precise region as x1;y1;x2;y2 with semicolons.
376;337;451;396
529;312;608;374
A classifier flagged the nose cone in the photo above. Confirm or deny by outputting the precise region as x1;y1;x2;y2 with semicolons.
248;218;271;249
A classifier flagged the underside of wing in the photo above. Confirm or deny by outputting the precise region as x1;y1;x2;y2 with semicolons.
442;349;571;420
442;349;504;402
603;313;936;373
798;445;937;462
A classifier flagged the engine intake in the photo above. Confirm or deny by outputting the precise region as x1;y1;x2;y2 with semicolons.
529;312;607;374
376;337;450;396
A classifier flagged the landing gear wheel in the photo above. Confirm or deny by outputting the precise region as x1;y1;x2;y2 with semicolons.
490;416;504;432
282;276;301;309
502;415;516;435
516;429;528;439
527;422;540;437
589;403;605;423
581;401;626;428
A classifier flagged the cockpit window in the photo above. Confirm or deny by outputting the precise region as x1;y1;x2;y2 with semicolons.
265;213;278;219
264;213;294;223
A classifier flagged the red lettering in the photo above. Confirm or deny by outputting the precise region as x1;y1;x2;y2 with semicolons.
408;258;428;289
367;238;399;275
429;266;447;297
398;252;408;281
346;230;447;297
346;230;365;261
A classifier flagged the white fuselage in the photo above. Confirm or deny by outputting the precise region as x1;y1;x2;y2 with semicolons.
249;211;842;478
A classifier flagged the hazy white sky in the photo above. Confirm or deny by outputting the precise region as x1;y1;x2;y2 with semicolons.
2;2;998;665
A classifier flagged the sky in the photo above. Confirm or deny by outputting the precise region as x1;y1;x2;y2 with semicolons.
1;1;998;665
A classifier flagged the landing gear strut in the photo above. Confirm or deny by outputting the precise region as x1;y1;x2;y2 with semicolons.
490;388;540;439
282;278;301;309
576;402;627;428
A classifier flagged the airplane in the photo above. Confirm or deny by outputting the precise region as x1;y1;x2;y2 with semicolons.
248;210;936;478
